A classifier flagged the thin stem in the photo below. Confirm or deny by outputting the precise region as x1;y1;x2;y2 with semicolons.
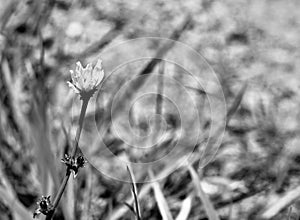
71;97;89;157
46;97;90;220
50;171;71;210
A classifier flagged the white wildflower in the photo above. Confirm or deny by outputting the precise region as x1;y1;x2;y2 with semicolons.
67;59;104;98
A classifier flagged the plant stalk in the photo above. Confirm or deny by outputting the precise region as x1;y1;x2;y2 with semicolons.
46;97;90;220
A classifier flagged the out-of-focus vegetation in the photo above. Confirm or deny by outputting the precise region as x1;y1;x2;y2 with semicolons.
0;0;300;219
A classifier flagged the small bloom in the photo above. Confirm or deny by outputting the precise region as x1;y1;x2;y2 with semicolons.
61;154;86;178
67;59;104;99
33;196;53;218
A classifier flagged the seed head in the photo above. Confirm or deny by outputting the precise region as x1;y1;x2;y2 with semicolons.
76;155;85;168
33;196;53;218
61;154;86;178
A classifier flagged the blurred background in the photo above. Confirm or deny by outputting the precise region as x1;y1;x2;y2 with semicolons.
0;0;300;219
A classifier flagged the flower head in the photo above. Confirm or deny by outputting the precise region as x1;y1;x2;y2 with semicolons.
76;155;86;168
61;154;86;178
33;196;53;218
67;59;104;99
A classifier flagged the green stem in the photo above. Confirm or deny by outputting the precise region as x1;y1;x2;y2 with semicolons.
46;97;90;220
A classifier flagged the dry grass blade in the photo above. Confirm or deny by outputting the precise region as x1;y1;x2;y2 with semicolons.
175;194;193;220
185;85;221;99
127;165;142;220
0;170;32;220
2;58;59;193
124;202;137;216
0;0;18;31
0;189;33;220
99;14;192;129
226;82;248;124
76;20;126;60
188;165;220;220
110;154;201;220
156;61;165;117
89;14;193;164
261;185;300;219
151;61;165;145
109;184;152;220
148;169;173;220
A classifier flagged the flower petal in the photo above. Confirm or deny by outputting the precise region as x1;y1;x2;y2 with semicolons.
83;63;93;90
92;59;104;86
70;70;77;83
67;81;80;93
75;62;85;89
75;61;83;75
